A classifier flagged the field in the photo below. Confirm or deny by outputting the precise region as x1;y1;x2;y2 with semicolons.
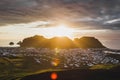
0;56;61;80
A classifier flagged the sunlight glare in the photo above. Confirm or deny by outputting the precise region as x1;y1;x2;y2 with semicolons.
45;24;74;38
51;58;60;67
51;72;58;80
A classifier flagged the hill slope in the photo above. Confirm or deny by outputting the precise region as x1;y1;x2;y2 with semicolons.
21;66;120;80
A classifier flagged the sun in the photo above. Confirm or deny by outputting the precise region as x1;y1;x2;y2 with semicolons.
46;24;74;38
52;24;71;36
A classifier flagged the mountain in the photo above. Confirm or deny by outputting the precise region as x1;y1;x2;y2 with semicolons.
48;37;75;49
74;36;105;48
19;35;105;48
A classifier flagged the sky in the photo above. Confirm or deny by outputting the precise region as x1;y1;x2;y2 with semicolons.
0;0;120;49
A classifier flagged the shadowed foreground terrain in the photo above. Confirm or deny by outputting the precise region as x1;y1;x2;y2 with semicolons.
21;66;120;80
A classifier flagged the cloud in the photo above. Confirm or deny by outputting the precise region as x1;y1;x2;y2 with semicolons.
0;0;120;30
104;18;120;24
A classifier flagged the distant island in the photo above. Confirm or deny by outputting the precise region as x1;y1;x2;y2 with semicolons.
19;35;105;49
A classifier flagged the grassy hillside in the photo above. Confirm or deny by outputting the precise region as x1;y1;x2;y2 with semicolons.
0;56;59;80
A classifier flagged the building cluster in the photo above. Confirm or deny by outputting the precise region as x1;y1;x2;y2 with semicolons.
0;47;119;68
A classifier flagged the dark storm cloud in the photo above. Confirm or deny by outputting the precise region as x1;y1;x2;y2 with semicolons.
0;0;49;25
0;0;120;29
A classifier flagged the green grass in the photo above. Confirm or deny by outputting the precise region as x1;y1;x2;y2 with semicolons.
0;56;63;80
90;64;117;69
